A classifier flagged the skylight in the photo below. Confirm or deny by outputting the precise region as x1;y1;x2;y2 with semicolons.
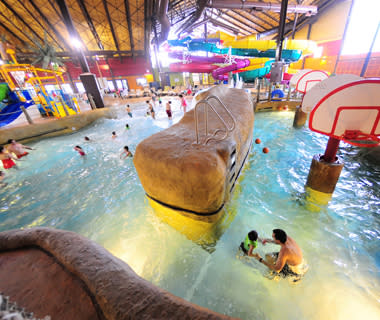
341;0;380;55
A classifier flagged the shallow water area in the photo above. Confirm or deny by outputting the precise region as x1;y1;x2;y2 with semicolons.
1;98;379;320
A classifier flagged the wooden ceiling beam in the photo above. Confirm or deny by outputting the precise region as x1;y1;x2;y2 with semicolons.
229;9;267;32
242;9;276;28
124;0;135;56
0;20;27;47
76;0;104;50
217;10;257;34
27;0;70;50
0;11;31;44
15;0;64;50
102;0;120;51
0;0;44;43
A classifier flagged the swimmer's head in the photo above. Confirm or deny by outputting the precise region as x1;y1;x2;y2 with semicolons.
84;136;90;141
75;145;82;150
179;94;183;98
146;100;149;104
126;124;129;128
248;230;258;242
7;139;15;144
0;146;4;153
169;101;172;104
273;229;287;244
124;146;129;151
112;131;116;135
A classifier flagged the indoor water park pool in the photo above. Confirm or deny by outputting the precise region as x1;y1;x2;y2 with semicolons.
1;99;379;320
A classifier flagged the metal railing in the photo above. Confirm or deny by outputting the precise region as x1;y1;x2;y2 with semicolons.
194;95;236;145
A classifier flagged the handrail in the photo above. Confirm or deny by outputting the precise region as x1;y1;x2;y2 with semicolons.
194;95;236;145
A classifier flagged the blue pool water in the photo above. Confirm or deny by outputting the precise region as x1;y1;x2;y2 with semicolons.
1;98;379;320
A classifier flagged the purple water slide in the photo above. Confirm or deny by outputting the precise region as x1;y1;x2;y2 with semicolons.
212;59;250;80
169;52;250;80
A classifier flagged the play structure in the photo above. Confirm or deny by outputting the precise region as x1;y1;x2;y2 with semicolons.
0;49;80;127
167;33;317;83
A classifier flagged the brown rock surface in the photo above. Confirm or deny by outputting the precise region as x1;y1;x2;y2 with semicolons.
134;85;254;216
0;227;237;320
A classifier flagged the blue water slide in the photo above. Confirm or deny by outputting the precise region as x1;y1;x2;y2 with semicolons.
0;101;34;127
172;40;302;62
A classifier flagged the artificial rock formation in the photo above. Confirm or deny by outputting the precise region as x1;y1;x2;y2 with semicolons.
134;85;254;218
0;227;236;320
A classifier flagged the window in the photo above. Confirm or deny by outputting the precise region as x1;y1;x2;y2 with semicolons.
107;81;115;91
75;82;85;93
44;84;56;94
62;83;73;94
342;0;380;55
122;79;128;90
116;80;123;90
136;78;147;86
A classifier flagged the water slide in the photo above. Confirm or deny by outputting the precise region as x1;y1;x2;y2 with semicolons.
169;52;250;80
168;39;303;62
0;101;34;127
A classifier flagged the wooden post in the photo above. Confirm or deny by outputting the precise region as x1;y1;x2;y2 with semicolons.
20;106;33;124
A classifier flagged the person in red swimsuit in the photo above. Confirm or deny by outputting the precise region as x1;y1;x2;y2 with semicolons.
74;146;86;156
0;146;19;169
179;94;187;113
7;139;34;159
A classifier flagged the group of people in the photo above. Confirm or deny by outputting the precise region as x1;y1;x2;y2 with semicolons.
0;139;35;181
74;130;133;160
240;228;308;281
142;95;188;120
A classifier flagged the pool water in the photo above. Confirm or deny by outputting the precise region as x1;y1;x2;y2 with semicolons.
1;98;379;320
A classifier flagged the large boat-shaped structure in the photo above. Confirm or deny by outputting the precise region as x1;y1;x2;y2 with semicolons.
134;85;254;221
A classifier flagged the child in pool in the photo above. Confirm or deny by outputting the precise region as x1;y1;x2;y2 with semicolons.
240;230;259;256
120;146;133;159
74;146;86;156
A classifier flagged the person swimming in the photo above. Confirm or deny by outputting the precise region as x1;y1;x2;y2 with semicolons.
120;146;133;159
112;131;117;139
126;124;130;130
126;105;132;118
74;145;86;156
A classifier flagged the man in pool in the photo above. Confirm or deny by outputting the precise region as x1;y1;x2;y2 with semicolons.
252;229;308;279
7;139;34;158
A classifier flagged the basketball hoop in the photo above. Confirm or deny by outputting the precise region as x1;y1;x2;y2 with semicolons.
309;79;380;148
341;130;380;147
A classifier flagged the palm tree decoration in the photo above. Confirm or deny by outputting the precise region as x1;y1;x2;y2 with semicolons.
28;32;64;70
